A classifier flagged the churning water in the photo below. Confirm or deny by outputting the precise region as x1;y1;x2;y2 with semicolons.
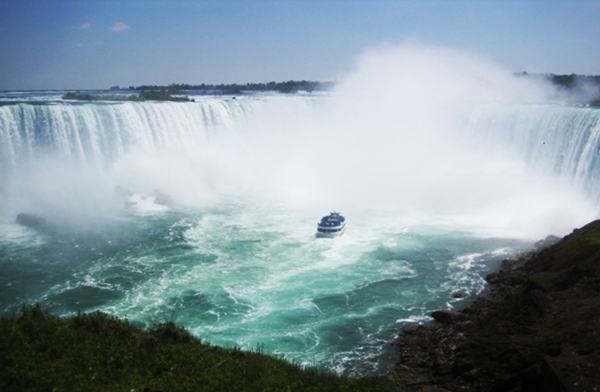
1;45;599;376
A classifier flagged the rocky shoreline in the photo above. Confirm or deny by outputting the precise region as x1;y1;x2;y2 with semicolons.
393;222;600;391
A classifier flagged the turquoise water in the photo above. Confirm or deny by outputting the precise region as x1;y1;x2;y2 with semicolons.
0;199;530;375
1;89;598;375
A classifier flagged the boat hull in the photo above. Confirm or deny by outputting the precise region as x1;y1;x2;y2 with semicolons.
316;223;346;238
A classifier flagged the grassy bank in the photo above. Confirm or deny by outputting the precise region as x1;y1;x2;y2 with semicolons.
0;304;400;391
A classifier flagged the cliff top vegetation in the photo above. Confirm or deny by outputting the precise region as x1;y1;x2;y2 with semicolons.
394;219;600;391
62;90;193;102
135;80;334;94
0;304;399;391
517;72;600;107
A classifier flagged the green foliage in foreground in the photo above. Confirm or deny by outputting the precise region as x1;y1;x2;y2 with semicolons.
0;305;400;392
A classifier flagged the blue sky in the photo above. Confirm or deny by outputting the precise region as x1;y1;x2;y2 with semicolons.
0;0;599;90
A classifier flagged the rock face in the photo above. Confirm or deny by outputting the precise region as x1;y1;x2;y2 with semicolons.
153;191;173;205
393;220;600;391
16;213;46;228
533;234;561;251
430;310;464;324
114;185;133;200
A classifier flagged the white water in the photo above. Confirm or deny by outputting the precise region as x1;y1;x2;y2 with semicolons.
1;43;599;375
2;95;598;236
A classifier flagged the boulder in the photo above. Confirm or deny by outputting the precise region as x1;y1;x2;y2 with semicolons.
153;191;173;205
430;309;463;324
485;272;501;284
534;234;561;250
16;213;46;229
114;185;133;200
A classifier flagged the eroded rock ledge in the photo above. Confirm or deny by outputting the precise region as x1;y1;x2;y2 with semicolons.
394;222;600;392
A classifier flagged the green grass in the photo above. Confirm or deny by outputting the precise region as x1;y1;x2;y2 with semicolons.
0;304;401;392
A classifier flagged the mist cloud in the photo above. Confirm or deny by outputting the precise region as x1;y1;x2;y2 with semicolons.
110;22;130;32
1;42;595;238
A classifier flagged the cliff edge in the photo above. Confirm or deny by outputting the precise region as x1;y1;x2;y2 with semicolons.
394;220;600;391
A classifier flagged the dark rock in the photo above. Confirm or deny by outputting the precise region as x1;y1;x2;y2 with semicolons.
452;357;475;375
431;310;463;324
153;191;173;205
434;361;452;376
534;234;561;250
114;185;133;200
16;213;46;228
393;220;600;391
402;325;422;334
462;367;479;381
115;185;136;207
540;357;570;392
485;272;501;284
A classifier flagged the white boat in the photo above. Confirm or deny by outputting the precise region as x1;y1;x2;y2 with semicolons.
316;211;346;238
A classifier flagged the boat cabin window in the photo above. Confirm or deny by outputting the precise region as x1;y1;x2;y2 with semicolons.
317;228;342;233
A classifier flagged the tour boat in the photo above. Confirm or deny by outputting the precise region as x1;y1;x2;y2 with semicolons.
316;211;346;238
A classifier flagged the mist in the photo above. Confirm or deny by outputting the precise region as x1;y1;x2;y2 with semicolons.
1;42;597;239
299;43;597;238
148;42;592;239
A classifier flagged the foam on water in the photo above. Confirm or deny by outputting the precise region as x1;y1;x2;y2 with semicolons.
2;43;600;375
1;198;530;375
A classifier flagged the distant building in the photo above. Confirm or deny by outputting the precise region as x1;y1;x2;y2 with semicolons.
110;86;120;91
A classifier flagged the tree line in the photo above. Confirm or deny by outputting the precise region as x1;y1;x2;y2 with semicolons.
516;72;600;107
135;80;334;94
62;90;193;102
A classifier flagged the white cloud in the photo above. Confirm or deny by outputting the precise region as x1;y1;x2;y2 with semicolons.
73;23;90;30
110;22;130;32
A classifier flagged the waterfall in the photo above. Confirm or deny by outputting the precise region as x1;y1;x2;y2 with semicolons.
466;104;600;203
3;100;599;176
0;94;323;223
1;94;599;234
0;98;258;170
2;99;600;196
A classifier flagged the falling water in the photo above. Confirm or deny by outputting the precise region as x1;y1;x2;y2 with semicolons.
1;44;599;376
